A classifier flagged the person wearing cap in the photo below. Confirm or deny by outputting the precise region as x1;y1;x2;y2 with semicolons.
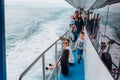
69;15;78;48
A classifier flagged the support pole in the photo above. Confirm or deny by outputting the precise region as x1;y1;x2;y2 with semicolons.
0;0;7;80
42;55;46;80
55;43;58;80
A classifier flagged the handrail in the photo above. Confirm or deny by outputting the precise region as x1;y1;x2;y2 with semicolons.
19;30;69;80
47;58;61;80
98;31;120;46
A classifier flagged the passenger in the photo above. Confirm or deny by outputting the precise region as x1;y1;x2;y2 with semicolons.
68;15;76;41
79;12;82;19
46;38;74;72
101;52;112;72
100;42;107;54
100;42;112;72
89;14;96;33
84;13;87;25
68;15;77;49
69;15;75;28
74;31;86;63
71;24;78;49
86;11;90;30
61;49;69;76
74;10;84;35
87;28;91;36
94;14;100;37
89;33;98;51
63;38;74;66
93;14;96;34
46;49;69;76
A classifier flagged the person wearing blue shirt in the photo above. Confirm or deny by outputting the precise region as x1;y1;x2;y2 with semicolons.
74;10;84;35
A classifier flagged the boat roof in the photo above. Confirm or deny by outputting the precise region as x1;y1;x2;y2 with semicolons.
65;0;120;10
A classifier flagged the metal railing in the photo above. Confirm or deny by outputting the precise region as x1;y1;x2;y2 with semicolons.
97;31;120;45
18;30;69;80
47;59;61;80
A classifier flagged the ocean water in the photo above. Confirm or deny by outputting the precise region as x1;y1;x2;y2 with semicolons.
5;6;74;80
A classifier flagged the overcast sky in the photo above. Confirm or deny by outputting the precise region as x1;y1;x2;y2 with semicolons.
5;0;72;8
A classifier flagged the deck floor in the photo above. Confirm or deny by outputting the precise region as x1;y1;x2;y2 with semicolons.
59;50;85;80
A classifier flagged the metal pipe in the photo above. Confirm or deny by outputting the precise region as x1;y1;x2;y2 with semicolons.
55;43;58;62
42;54;46;80
47;58;61;80
104;4;110;41
0;0;7;80
99;31;120;46
116;59;120;80
55;43;58;80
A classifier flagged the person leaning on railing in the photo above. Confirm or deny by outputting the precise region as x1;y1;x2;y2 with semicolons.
100;42;112;72
46;37;74;76
89;33;98;51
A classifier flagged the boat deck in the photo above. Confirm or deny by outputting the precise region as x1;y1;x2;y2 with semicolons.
59;49;85;80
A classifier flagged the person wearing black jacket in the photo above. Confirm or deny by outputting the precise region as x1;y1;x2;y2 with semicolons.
60;49;69;76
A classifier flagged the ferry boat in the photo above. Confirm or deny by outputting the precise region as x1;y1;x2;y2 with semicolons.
0;0;120;80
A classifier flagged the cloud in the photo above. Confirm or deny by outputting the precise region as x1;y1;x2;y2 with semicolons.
5;0;72;8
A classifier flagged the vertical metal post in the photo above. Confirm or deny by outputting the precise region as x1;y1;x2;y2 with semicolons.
116;59;120;80
55;43;57;62
104;4;110;41
55;43;58;80
42;54;46;80
0;0;7;80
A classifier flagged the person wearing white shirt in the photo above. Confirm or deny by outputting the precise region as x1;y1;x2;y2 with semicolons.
74;31;86;63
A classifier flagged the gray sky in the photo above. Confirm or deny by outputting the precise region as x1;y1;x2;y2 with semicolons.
5;0;72;8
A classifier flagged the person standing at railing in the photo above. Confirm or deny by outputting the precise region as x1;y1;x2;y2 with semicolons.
45;49;69;76
62;38;74;66
60;38;75;76
100;42;112;72
46;38;74;75
73;31;86;63
89;14;96;33
94;14;100;38
60;49;69;76
89;33;98;51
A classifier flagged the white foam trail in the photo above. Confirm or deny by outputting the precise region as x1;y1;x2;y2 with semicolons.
6;6;74;80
